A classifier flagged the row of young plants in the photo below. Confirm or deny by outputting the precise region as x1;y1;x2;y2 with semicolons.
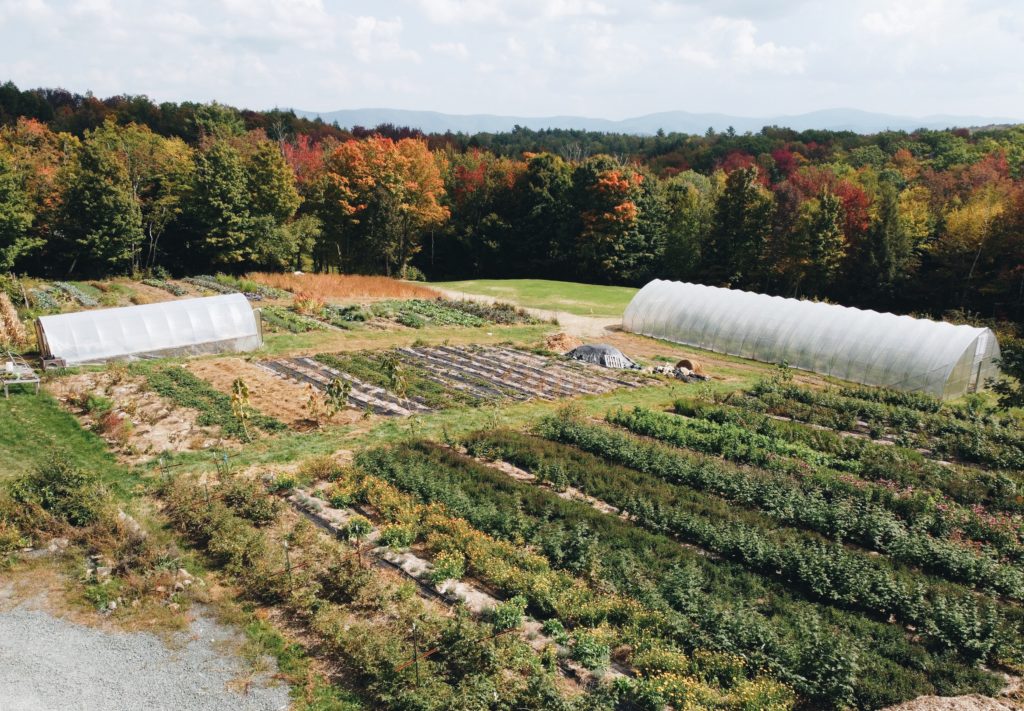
53;281;100;307
462;429;1023;649
322;456;797;709
182;275;238;295
673;396;1024;513
370;299;488;328
355;441;1006;709
314;352;481;409
260;305;327;333
141;278;187;296
160;471;605;711
433;298;540;325
748;380;1024;469
835;385;945;413
603;407;1023;559
144;366;285;439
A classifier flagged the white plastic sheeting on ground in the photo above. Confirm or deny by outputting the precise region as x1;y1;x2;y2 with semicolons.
623;280;1001;398
37;293;262;365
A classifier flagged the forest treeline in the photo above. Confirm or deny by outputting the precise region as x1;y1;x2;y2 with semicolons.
1;80;1023;323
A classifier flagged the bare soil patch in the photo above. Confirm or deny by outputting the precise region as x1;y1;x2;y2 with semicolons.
186;357;370;430
48;371;226;461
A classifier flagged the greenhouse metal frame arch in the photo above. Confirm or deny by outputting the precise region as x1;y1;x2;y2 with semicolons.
623;280;1000;398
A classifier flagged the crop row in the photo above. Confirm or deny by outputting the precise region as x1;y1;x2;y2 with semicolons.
323;457;797;709
674;396;1024;513
602;407;1023;559
260;305;326;333
355;441;1005;708
315;352;481;409
141;278;187;296
53;281;100;307
370;299;488;328
749;381;1024;469
144;366;285;439
160;473;609;711
463;430;1022;639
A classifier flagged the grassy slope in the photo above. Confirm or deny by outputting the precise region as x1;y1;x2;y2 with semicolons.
0;391;132;491
431;279;638;318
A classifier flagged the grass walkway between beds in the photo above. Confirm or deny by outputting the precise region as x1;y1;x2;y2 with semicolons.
430;279;638;318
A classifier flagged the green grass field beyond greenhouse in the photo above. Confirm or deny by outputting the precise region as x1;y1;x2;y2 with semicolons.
430;279;638;318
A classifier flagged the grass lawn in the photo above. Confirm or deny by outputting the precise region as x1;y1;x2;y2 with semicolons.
430;279;639;318
0;391;133;492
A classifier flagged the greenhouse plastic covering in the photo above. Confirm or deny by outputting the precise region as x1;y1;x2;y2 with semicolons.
37;293;262;365
623;280;1001;398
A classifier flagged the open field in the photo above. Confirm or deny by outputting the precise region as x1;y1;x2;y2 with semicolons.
431;279;639;318
2;275;1022;710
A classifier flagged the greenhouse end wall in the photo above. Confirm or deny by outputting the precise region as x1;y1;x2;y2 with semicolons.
622;280;1000;398
37;293;262;366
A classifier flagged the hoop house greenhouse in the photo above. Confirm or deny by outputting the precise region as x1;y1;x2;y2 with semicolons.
36;293;262;366
623;280;1000;398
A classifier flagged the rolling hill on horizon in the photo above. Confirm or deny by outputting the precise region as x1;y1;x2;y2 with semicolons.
293;106;1022;136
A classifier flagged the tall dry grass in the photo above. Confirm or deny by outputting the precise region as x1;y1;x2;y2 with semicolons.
0;292;27;346
248;272;439;301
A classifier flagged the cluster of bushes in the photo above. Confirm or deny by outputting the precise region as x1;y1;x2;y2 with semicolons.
144;366;285;439
53;281;99;307
160;470;633;711
355;441;1007;708
1;452;193;612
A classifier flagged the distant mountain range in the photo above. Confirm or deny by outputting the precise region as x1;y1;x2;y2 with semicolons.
292;107;1020;136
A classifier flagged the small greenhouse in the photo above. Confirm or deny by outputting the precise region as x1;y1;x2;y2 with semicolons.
622;280;1000;399
37;293;262;366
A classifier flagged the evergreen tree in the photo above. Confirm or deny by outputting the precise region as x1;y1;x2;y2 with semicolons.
184;141;251;268
706;166;774;288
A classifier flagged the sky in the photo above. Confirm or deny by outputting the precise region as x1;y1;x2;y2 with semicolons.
0;0;1022;120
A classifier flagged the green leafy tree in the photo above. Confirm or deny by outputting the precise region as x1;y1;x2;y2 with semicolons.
662;171;716;281
0;151;34;270
60;137;143;274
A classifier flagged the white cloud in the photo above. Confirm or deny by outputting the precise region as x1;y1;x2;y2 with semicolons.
666;17;805;75
430;41;469;59
349;16;420;63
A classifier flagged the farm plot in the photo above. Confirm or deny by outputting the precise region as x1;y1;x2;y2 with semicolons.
394;345;646;402
259;356;431;416
353;439;1016;709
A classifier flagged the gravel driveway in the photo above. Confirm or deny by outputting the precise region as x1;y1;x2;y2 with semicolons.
0;603;290;711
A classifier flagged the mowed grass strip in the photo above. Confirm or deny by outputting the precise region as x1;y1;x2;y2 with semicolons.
0;391;135;494
430;279;638;318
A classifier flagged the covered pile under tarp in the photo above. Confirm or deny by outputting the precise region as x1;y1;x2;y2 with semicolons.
566;344;638;369
36;293;262;366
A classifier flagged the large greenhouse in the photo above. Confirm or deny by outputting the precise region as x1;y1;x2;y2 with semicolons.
622;280;1001;398
37;293;262;366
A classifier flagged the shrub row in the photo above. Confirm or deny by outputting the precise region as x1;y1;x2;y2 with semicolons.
161;472;656;711
355;442;1005;708
327;457;796;709
748;381;1024;469
673;397;1024;513
603;407;1024;559
463;430;1020;658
